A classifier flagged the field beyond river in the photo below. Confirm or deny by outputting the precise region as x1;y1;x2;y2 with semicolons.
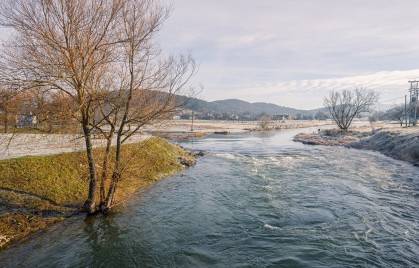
0;120;330;160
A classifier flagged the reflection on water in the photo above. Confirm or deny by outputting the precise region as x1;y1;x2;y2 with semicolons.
1;128;418;267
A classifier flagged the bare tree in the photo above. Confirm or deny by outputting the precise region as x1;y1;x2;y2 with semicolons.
258;115;272;130
92;1;196;211
385;105;405;126
368;112;378;133
0;0;125;213
0;86;19;133
324;88;378;131
0;0;195;214
28;89;78;133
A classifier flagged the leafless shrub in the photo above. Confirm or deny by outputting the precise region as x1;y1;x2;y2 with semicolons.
258;115;272;130
385;105;405;126
0;86;20;133
324;88;378;132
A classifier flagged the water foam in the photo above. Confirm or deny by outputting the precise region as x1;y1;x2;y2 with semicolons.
264;224;281;230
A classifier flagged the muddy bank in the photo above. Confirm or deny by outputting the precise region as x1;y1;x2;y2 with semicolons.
294;128;419;166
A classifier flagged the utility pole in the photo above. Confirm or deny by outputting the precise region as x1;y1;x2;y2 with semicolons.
408;81;419;126
405;95;408;127
190;111;194;132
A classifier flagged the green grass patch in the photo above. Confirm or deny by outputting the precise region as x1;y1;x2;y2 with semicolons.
0;137;193;208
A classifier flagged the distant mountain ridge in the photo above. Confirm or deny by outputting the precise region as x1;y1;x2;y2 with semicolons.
180;97;325;117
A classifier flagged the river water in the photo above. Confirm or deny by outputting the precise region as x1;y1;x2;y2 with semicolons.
1;129;418;267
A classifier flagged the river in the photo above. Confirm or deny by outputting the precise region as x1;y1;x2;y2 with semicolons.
0;128;418;267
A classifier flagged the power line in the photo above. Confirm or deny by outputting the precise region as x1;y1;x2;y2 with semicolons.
378;96;405;103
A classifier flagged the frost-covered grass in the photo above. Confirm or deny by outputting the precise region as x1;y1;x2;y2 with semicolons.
294;124;419;166
351;129;419;166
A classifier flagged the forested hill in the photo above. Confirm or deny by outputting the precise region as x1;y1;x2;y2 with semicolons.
177;96;327;119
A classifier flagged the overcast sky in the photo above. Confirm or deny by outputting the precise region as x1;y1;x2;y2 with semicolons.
158;0;419;109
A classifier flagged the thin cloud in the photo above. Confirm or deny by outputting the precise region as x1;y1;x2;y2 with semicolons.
217;33;277;48
213;69;419;109
157;0;419;108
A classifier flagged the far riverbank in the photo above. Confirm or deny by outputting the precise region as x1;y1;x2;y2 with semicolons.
0;120;331;159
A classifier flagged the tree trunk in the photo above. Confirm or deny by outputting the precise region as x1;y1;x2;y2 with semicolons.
104;171;120;211
4;109;8;133
82;121;98;214
99;140;111;203
104;134;122;211
99;130;114;212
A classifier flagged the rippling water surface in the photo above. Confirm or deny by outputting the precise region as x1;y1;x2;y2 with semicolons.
1;129;419;267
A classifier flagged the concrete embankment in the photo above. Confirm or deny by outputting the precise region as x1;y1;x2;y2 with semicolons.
294;127;419;166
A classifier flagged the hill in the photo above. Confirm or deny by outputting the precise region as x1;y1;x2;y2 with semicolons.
177;96;327;120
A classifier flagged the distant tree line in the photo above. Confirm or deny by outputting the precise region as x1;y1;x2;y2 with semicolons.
378;105;419;126
0;88;77;133
178;111;331;121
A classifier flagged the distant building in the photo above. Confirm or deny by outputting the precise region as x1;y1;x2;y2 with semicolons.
272;114;289;120
180;114;191;120
230;114;239;120
16;113;37;128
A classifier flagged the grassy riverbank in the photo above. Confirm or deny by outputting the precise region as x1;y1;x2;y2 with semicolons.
0;137;195;249
294;126;419;166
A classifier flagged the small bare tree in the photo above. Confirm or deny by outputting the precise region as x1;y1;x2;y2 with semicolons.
258;115;271;130
324;88;378;131
92;1;196;211
29;89;78;133
0;0;125;213
0;86;19;133
368;112;378;133
387;105;405;126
